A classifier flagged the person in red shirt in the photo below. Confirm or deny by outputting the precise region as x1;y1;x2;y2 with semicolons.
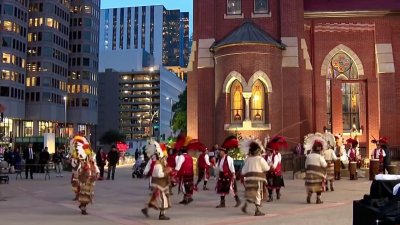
196;148;211;190
371;137;388;174
174;148;194;205
215;136;241;208
265;136;287;202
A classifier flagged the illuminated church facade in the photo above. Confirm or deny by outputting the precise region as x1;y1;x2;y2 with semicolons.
187;0;400;155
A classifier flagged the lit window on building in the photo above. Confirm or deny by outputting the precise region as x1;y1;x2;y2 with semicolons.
227;0;242;15
251;80;265;122
231;80;243;122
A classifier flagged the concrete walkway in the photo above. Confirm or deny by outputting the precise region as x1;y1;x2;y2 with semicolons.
0;166;370;225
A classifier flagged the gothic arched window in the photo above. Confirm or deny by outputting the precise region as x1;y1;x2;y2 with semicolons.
231;80;243;122
326;51;360;132
251;80;265;122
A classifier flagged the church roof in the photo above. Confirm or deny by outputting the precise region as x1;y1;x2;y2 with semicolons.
211;22;285;50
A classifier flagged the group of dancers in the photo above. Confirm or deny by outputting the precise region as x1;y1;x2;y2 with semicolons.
66;131;389;219
139;134;289;220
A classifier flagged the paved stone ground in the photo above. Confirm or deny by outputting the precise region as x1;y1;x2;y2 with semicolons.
0;166;370;225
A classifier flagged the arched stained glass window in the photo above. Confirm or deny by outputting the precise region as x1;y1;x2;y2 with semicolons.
326;51;360;132
251;80;264;122
231;80;243;122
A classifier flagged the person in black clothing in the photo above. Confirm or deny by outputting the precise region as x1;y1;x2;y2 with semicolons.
39;147;50;173
3;148;11;166
135;148;139;161
96;147;107;180
53;148;64;177
107;145;119;180
23;143;35;179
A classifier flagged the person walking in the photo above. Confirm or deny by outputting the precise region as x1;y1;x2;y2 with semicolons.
39;147;50;173
53;148;64;177
305;137;328;204
215;136;241;208
107;145;119;180
196;148;211;190
96;147;107;180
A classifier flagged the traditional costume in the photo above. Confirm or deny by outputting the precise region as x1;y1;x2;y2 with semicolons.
215;136;241;208
333;134;347;180
322;132;337;191
304;133;327;204
371;137;388;174
141;146;172;220
241;141;270;216
346;138;360;180
196;149;211;190
70;135;99;215
265;136;287;202
174;148;194;205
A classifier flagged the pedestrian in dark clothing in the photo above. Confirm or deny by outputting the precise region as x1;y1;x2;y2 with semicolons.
107;145;119;180
10;147;21;173
135;148;139;160
96;148;107;180
39;147;50;173
23;143;35;179
53;148;64;177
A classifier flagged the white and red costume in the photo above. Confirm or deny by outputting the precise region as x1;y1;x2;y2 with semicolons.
196;151;211;189
175;152;194;204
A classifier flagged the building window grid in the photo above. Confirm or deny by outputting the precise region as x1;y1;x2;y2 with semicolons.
127;7;131;49
134;7;138;48
119;8;124;49
150;6;154;54
141;7;146;49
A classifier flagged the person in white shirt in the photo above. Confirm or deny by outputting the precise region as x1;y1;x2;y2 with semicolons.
215;146;241;208
141;150;172;220
305;140;327;204
215;136;241;208
371;138;389;174
241;142;270;216
322;144;337;191
196;148;211;190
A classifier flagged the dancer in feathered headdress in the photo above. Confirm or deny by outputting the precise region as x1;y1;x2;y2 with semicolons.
141;140;174;220
240;141;270;216
322;132;338;191
215;136;241;208
305;134;328;204
371;137;389;174
70;134;99;215
265;136;287;202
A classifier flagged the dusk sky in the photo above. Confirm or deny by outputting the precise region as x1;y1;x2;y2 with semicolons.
101;0;193;34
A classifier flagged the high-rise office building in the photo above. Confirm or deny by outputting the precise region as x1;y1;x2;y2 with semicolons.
68;0;100;133
99;6;189;68
0;0;28;145
0;0;99;148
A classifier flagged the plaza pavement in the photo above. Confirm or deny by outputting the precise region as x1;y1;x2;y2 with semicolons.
0;165;370;225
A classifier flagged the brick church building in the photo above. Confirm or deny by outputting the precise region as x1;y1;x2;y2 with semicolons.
187;0;400;155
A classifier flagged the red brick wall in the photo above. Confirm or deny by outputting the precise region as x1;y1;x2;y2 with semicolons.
191;0;400;152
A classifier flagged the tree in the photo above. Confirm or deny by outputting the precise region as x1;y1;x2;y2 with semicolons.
99;130;125;145
172;88;187;132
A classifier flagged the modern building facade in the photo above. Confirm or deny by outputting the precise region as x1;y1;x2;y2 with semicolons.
0;0;28;145
98;67;186;148
188;0;400;155
99;5;189;68
0;0;100;147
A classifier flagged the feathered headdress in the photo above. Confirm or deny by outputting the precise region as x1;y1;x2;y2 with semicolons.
173;133;187;151
266;136;288;151
146;139;164;158
239;138;265;155
186;139;207;152
371;137;389;145
346;138;358;147
323;131;336;148
303;132;327;152
220;135;239;151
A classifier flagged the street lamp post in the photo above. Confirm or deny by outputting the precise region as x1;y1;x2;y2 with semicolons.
63;96;67;138
166;97;174;135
